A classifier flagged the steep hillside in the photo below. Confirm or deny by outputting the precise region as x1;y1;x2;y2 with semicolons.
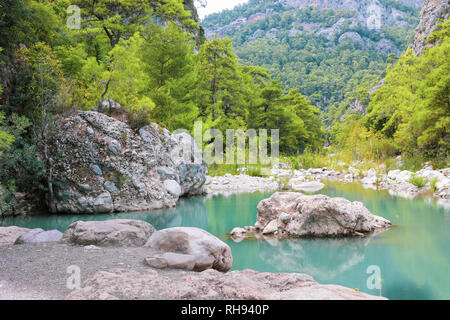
331;0;449;165
202;0;422;111
331;0;449;125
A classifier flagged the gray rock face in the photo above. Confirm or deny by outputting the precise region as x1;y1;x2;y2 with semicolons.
408;0;449;56
62;219;156;247
172;132;208;196
15;229;63;244
239;192;391;238
49;111;207;214
145;227;233;272
66;268;386;300
339;31;364;46
0;226;31;245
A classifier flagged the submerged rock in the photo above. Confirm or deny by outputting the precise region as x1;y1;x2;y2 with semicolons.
62;219;155;247
66;268;386;300
145;227;232;272
290;180;325;192
15;228;63;244
49;111;207;214
233;192;391;239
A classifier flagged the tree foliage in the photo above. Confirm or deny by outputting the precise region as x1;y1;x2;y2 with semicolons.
366;19;450;162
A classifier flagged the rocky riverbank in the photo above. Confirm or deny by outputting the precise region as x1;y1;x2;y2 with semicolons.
0;222;384;300
205;165;450;206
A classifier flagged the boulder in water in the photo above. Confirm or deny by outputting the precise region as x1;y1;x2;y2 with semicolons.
232;192;391;239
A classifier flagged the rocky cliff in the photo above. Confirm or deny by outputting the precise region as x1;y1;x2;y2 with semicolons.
47;110;207;214
408;0;450;56
184;0;199;22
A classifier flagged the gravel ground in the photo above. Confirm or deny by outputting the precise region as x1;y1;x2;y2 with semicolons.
0;242;384;300
0;242;164;300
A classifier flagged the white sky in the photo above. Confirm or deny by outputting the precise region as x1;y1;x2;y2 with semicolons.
196;0;249;19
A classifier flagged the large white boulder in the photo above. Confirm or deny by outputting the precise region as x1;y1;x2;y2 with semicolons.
62;219;155;247
145;227;232;272
49;111;207;214
15;229;63;244
0;226;31;245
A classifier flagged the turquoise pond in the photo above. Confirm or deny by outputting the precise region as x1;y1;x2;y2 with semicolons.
1;182;449;300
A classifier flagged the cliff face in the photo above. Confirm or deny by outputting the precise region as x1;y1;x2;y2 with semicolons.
184;0;199;23
408;0;450;56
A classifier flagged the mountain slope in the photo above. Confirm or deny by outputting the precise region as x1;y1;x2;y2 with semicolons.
329;0;449;165
202;0;422;111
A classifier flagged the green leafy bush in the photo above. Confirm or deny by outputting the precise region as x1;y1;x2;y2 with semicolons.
430;178;438;193
409;175;428;188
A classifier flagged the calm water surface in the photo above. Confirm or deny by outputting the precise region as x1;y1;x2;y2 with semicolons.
1;182;449;300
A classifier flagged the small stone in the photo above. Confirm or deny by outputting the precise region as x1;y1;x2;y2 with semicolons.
86;127;94;135
161;252;196;271
15;229;63;244
144;257;169;269
230;227;247;238
91;164;103;176
164;180;182;197
104;181;120;196
145;227;232;272
79;184;91;192
279;212;292;224
109;140;122;155
262;220;278;235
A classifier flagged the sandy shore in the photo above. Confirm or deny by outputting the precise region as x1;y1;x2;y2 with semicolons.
0;242;159;299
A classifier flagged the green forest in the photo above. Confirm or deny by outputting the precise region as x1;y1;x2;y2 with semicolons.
0;0;449;200
203;0;421;112
0;0;323;197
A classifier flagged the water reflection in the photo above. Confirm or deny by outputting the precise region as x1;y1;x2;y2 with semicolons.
0;196;210;232
257;237;373;280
